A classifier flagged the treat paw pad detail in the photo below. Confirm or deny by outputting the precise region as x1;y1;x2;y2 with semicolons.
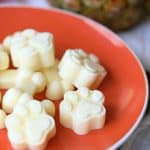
58;49;107;89
60;87;106;135
5;100;56;150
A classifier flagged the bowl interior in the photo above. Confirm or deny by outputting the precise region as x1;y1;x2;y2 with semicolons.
0;7;147;150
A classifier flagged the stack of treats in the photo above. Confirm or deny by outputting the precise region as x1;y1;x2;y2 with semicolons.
0;29;107;150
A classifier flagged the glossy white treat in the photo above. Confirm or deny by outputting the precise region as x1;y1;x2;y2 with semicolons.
42;60;73;100
0;109;6;129
16;68;46;94
3;29;55;70
0;92;1;105
3;35;12;53
58;49;107;89
0;45;9;70
2;88;55;117
60;87;106;135
5;100;56;150
41;100;55;117
2;88;33;113
0;69;17;89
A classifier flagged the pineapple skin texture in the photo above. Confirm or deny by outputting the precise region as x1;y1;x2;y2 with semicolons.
49;0;150;31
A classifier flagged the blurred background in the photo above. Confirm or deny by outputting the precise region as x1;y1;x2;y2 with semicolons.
0;0;150;149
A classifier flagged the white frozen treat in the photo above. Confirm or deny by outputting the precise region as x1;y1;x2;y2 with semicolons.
0;69;17;89
2;88;55;117
16;68;46;94
41;100;55;117
2;88;33;113
5;100;56;150
3;29;55;70
60;87;106;135
58;49;107;89
42;60;73;100
0;92;1;104
3;35;12;53
0;109;6;129
0;45;9;70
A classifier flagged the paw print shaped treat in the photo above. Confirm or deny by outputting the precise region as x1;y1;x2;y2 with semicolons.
60;87;106;135
5;100;56;150
43;60;73;100
16;68;46;94
2;88;55;116
58;49;107;89
2;88;33;113
3;29;55;70
0;45;9;70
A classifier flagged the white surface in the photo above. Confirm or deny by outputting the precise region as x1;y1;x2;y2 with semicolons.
0;0;150;72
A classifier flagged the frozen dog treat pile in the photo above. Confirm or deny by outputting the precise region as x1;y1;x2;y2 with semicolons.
0;29;107;150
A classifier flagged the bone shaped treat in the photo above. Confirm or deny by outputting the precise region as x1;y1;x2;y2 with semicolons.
0;68;46;95
0;44;9;70
3;29;55;71
0;92;1;104
42;59;73;100
59;87;106;135
58;49;107;89
0;69;17;89
0;109;6;129
5;100;56;150
16;68;46;94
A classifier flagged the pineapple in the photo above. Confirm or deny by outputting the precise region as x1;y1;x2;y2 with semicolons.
145;0;150;13
49;0;150;31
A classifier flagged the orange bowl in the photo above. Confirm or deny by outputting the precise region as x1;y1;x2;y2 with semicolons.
0;6;148;150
